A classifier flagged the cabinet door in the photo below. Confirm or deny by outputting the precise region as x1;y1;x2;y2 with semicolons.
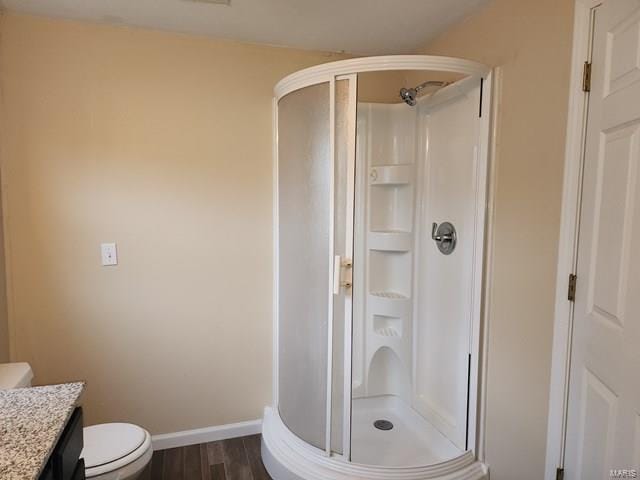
52;407;83;480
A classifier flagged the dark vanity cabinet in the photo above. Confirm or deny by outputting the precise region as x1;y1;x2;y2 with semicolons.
39;407;85;480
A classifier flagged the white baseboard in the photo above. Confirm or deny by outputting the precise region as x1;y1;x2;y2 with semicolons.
152;419;262;450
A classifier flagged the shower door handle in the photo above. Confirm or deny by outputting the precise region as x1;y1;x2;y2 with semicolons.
333;255;353;295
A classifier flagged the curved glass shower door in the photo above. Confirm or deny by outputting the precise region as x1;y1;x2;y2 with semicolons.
277;77;357;454
277;82;331;450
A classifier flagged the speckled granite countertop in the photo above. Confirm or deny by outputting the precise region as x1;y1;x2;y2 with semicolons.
0;382;85;480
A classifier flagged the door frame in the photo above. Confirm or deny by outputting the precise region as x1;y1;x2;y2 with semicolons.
544;1;601;479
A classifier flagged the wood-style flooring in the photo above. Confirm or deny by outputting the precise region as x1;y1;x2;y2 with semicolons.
138;434;272;480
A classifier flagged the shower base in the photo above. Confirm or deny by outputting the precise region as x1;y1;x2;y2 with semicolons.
351;395;461;467
261;406;488;480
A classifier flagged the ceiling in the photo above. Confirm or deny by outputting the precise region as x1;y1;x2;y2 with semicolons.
0;0;490;55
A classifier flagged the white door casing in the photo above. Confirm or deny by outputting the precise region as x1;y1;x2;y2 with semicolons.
564;1;640;478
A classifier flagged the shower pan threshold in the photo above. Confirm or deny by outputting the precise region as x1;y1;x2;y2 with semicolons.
262;406;488;480
351;395;460;467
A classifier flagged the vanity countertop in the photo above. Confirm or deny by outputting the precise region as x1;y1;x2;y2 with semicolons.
0;382;85;480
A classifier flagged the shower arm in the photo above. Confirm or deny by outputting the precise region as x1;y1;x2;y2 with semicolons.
414;80;449;93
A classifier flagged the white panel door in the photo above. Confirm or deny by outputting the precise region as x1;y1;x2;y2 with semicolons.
564;1;640;478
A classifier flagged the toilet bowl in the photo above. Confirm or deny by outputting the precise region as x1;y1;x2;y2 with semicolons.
82;423;153;480
0;363;153;480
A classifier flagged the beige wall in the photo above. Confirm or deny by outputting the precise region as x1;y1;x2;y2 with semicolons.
418;1;574;478
0;3;577;470
0;13;346;434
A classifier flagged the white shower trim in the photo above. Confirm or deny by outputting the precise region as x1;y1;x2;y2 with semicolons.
151;419;261;450
261;407;488;480
274;55;490;100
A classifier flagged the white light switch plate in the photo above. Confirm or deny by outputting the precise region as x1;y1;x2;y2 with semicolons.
101;243;118;266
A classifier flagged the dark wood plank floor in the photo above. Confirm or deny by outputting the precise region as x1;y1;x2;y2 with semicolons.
138;434;273;480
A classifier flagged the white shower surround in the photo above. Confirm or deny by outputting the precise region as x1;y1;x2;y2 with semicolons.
267;56;493;480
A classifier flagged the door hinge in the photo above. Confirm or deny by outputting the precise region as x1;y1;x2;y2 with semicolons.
582;61;592;92
568;274;577;302
556;467;565;480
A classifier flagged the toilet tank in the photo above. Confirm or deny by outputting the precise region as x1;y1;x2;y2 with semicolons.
0;362;34;389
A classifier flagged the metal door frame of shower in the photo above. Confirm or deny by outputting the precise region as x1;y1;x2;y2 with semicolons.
270;56;494;471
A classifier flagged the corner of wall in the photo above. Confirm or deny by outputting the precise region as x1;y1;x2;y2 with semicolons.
0;16;11;363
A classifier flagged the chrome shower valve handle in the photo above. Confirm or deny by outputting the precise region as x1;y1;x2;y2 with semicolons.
431;222;457;255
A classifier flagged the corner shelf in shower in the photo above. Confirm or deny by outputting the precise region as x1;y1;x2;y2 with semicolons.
369;165;411;186
375;327;400;337
356;103;418;406
370;291;408;299
368;292;412;318
373;314;403;338
369;184;413;232
368;230;412;252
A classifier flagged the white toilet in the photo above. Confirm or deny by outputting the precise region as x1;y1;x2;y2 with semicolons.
82;423;153;480
0;363;153;480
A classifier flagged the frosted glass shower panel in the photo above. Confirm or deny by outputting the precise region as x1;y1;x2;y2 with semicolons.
277;82;331;450
330;78;355;455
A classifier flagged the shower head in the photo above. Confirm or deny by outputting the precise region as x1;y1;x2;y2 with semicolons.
399;87;418;106
399;80;449;106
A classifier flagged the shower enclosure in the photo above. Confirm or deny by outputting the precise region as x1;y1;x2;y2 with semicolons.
262;56;492;480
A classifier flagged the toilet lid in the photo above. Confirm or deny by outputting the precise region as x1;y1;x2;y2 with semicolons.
82;423;146;468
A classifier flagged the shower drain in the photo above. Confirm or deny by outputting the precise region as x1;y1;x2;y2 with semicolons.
373;419;394;431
